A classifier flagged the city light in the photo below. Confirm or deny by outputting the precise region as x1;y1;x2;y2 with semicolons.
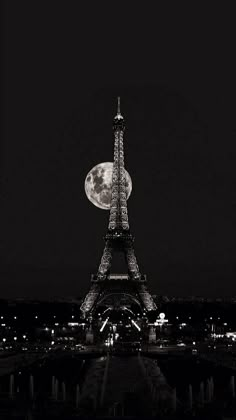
226;332;236;341
100;317;109;332
154;313;168;327
131;319;141;331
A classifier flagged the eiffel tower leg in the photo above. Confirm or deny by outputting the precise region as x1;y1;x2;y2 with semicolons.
125;244;141;280
80;283;103;316
80;242;113;316
137;284;157;312
97;241;113;280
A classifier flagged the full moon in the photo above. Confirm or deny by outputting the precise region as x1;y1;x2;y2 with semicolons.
85;162;132;210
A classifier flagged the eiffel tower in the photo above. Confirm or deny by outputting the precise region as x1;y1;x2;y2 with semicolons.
80;98;157;317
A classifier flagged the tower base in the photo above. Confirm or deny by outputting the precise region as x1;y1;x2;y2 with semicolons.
80;273;157;317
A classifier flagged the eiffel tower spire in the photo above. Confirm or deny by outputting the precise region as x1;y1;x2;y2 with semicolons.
116;96;122;119
80;99;157;316
108;97;129;232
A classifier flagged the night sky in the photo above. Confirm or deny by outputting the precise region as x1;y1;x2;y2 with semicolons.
1;3;236;298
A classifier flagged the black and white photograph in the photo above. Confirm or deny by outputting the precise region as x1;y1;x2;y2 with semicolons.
1;3;236;419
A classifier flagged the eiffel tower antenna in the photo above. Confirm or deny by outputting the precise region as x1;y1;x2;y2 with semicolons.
117;96;121;115
115;96;123;120
117;96;120;113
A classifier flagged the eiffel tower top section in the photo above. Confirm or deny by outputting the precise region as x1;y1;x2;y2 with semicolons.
108;97;129;232
112;96;125;129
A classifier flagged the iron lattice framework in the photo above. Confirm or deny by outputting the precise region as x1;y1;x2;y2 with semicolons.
81;98;156;316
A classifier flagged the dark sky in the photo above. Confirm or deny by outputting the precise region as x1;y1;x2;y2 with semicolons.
1;3;236;298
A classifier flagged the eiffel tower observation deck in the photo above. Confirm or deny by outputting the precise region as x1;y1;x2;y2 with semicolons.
80;98;156;317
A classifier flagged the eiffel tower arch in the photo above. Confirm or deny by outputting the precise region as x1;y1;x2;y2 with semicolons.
81;98;157;320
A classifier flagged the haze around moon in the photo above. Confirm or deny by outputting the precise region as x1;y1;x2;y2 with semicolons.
85;162;132;210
